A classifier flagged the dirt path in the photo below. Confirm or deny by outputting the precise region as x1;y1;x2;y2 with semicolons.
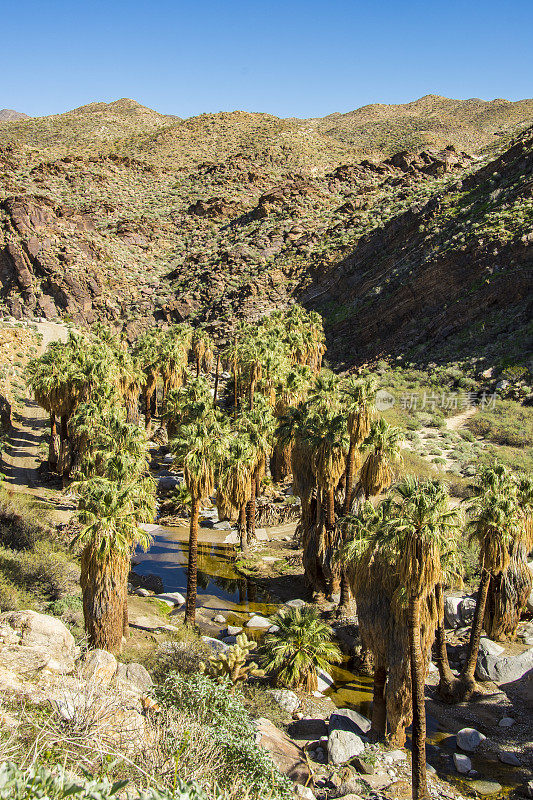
445;404;478;431
1;322;68;497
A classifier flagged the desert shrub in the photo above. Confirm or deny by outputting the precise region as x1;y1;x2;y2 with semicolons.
0;573;27;612
0;761;208;800
156;673;292;800
16;543;79;601
459;429;476;442
467;400;533;447
0;490;48;551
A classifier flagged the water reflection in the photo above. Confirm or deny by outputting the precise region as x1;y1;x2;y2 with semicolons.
133;530;276;613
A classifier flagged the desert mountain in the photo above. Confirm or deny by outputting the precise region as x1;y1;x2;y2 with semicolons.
0;109;29;122
0;95;531;374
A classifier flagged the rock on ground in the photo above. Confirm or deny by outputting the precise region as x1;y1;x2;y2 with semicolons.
453;753;472;774
327;729;365;765
268;689;300;714
329;708;371;736
476;648;533;683
254;717;311;784
456;727;486;752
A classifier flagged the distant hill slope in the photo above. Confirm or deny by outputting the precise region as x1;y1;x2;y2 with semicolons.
0;109;29;123
0;95;532;166
0;95;531;377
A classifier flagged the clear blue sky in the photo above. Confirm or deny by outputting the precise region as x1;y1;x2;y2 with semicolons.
4;0;532;119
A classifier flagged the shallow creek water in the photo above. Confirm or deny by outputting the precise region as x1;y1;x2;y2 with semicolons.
134;528;522;797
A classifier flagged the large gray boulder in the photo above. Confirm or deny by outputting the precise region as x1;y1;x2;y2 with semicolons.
456;727;486;752
329;708;371;736
476;648;533;684
327;729;365;764
0;610;75;674
268;689;300;714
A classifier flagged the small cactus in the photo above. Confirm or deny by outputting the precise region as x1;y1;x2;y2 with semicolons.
199;633;266;687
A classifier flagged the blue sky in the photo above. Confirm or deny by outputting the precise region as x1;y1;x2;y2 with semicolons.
4;0;532;119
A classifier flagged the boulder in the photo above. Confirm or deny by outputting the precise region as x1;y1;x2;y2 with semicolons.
476;648;533;684
316;669;334;693
201;636;229;654
268;689;300;714
223;531;239;544
213;614;226;624
327;729;365;764
114;662;153;693
294;786;315;800
226;625;242;635
80;649;117;687
158;476;181;490
154;592;185;606
479;638;505;657
498;717;515;727
456;727;486;752
0;611;75;674
285;599;307;609
444;596;463;628
246;615;271;629
254;717;311;784
453;753;472;774
499;751;521;766
329;708;371;736
469;781;502;796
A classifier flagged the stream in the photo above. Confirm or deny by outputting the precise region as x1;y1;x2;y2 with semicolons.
133;527;523;798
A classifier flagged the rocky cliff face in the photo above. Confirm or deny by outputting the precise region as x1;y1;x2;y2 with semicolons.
300;128;533;369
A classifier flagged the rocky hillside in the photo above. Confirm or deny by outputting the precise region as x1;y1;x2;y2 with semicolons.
0;110;29;123
0;97;531;365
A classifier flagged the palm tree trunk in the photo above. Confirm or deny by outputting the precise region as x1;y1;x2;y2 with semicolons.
213;354;220;403
433;583;458;698
238;504;247;552
371;664;387;737
196;358;200;378
81;547;127;655
409;594;429;800
344;440;356;515
326;485;335;531
48;412;58;471
247;467;257;544
185;495;200;625
461;568;491;685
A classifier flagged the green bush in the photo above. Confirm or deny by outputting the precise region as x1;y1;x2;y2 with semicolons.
468;400;533;447
0;573;27;612
0;490;48;551
0;762;208;800
156;673;292;800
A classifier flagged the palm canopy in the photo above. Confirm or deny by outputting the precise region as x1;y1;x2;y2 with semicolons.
341;373;377;445
380;477;461;600
218;436;255;513
72;475;155;559
359;418;403;497
306;410;349;490
466;466;522;576
172;416;226;500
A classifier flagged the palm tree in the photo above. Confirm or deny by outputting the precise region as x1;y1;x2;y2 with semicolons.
192;329;214;377
357;418;403;499
379;478;459;799
72;476;155;653
484;474;533;641
306;410;349;598
239;398;275;544
218;436;254;551
450;467;523;700
261;606;342;691
338;374;377;609
172;416;225;624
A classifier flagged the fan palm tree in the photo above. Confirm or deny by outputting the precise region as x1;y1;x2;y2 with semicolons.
442;466;523;702
357;418;403;499
379;478;460;800
72;476;155;653
217;436;254;551
261;606;342;691
239;398;275;544
483;474;533;641
172;415;225;624
192;329;214;377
